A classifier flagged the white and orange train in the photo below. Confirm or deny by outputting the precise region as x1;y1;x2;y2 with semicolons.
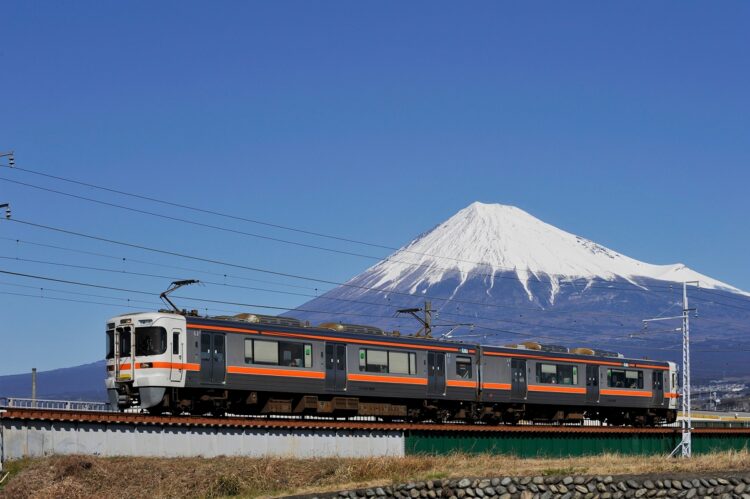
105;311;678;425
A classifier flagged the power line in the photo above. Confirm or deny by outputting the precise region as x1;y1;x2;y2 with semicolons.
0;236;323;292
0;254;644;338
4;173;736;296
0;251;656;328
9;217;703;321
0;268;418;324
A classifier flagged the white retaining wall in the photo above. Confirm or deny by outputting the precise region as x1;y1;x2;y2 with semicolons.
0;420;405;462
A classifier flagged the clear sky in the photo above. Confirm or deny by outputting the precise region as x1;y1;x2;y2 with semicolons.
0;2;748;375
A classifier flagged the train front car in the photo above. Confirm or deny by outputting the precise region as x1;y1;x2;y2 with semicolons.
105;312;192;412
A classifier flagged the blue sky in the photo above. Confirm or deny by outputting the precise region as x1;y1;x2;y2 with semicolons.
0;2;748;375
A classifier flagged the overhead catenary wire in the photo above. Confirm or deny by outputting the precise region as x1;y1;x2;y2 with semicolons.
2;174;734;296
0;236;324;292
0;252;660;330
0;268;622;343
0;257;635;338
8;217;722;323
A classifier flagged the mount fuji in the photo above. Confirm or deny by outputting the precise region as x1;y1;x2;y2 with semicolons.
290;202;750;383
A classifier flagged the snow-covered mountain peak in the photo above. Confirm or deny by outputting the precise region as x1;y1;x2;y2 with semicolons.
358;202;746;300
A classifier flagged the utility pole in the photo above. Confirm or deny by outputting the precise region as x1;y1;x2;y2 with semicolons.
396;301;433;338
643;281;698;458
31;367;37;408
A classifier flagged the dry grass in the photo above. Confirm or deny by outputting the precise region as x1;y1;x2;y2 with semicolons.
1;451;749;499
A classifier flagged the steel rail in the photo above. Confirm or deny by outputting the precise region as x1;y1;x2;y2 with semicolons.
2;408;750;434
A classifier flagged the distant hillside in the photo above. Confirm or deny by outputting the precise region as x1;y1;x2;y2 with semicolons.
0;361;107;402
288;202;750;383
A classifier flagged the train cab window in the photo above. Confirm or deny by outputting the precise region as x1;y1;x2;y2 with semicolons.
172;332;179;355
607;369;643;389
106;330;114;359
456;356;472;379
536;363;577;385
135;327;167;356
359;349;416;374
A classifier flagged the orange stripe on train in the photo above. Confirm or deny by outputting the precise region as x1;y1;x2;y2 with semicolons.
347;373;428;385
482;382;511;390
135;362;200;371
446;380;478;388
227;366;325;379
528;385;586;394
600;389;653;398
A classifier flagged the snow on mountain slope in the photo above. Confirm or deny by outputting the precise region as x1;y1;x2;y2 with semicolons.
354;202;746;302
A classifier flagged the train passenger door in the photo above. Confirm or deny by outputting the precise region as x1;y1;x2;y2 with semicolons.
427;352;446;396
652;371;664;406
325;343;347;391
586;365;599;403
511;359;527;399
169;329;183;382
200;332;226;384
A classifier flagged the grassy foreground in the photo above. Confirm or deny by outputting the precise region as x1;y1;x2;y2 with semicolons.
1;450;749;499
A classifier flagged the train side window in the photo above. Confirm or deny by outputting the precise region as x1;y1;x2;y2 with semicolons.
653;372;663;389
389;351;410;374
200;334;211;361
536;363;577;385
279;341;311;368
365;349;388;373
359;348;417;374
254;340;279;365
172;332;180;355
607;369;643;389
244;339;253;364
456;356;472;379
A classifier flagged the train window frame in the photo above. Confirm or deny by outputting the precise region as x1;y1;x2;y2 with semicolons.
607;368;644;389
135;326;167;357
535;363;578;385
244;339;312;368
244;339;253;364
279;341;312;368
456;356;473;379
359;348;417;375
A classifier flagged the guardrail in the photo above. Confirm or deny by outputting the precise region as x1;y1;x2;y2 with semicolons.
0;397;111;412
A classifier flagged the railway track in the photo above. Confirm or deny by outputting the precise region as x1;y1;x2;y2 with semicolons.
3;407;750;434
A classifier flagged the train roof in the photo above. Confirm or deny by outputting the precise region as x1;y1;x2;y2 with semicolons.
108;310;671;369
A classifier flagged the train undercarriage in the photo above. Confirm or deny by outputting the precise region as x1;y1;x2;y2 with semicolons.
131;386;677;427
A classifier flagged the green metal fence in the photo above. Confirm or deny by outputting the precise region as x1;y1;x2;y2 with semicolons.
405;431;750;457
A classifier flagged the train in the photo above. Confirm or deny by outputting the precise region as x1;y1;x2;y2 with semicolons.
105;310;678;426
